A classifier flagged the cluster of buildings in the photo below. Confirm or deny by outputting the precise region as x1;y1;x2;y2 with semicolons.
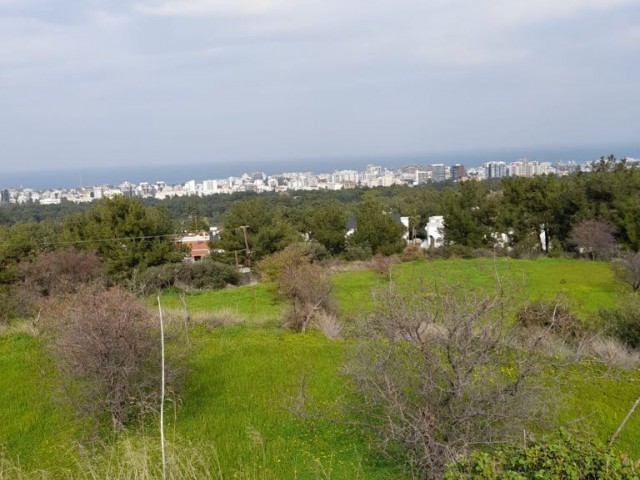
0;158;613;206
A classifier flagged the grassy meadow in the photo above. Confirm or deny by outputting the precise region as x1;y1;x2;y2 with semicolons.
1;257;639;478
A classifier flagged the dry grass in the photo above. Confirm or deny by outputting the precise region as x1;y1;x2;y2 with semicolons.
313;312;343;340
587;337;640;370
162;308;245;330
0;320;40;338
74;437;220;480
327;260;372;273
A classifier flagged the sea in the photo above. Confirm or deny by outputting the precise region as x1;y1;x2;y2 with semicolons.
3;145;639;190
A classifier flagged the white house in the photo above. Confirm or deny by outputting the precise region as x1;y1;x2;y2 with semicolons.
421;216;445;249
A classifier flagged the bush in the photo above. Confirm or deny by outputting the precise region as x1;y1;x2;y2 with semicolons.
278;263;336;332
611;252;640;293
186;259;239;289
136;263;184;293
10;248;106;319
424;244;474;259
516;299;583;339
599;297;640;349
258;243;313;283
52;286;181;431
369;253;396;279
343;282;550;479
300;240;330;261
509;233;544;259
400;244;425;262
137;260;239;293
0;286;21;324
342;243;372;261
445;430;639;479
19;248;105;298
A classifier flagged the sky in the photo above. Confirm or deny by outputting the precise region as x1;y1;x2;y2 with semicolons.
1;0;639;173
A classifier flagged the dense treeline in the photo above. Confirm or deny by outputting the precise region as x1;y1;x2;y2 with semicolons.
2;156;640;297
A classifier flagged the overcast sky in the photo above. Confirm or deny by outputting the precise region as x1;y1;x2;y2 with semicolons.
1;0;639;172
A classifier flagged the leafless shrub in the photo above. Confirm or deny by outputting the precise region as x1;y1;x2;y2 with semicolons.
279;263;336;333
20;248;105;298
52;286;180;431
516;299;583;340
611;252;640;293
401;244;425;262
569;220;616;260
313;311;342;340
12;249;106;320
342;281;552;479
369;254;397;280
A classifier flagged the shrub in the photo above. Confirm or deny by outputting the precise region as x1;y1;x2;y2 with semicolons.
611;252;640;293
258;243;313;283
342;243;372;261
19;248;105;298
516;299;583;339
186;260;239;289
52;286;180;431
343;282;550;479
400;244;425;262
599;297;640;349
569;220;616;260
137;260;239;293
136;263;183;293
10;249;106;319
279;263;336;332
369;253;396;279
0;286;21;324
425;244;474;259
445;430;639;479
300;240;330;261
509;233;544;259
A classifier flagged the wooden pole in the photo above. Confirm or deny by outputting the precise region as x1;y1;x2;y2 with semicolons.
156;295;167;480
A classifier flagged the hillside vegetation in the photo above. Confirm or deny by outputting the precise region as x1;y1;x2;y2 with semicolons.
2;257;639;478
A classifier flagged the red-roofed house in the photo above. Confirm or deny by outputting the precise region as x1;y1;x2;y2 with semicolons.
180;233;210;261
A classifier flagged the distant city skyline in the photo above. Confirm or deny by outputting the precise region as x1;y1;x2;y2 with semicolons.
2;143;639;190
2;0;639;172
3;152;637;203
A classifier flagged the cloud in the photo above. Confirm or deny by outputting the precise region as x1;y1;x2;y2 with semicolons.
1;0;639;171
135;0;296;16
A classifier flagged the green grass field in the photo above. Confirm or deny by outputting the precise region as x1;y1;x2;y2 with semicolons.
335;258;624;318
0;335;79;472
0;257;637;477
160;258;624;321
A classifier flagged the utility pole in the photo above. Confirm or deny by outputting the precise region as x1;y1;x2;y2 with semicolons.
238;225;251;268
237;225;254;285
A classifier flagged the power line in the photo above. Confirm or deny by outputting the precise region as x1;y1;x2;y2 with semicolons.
0;233;180;249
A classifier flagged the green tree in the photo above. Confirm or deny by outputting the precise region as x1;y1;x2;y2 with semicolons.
500;175;558;252
67;196;185;281
349;200;405;255
307;202;347;255
213;198;300;264
442;181;498;248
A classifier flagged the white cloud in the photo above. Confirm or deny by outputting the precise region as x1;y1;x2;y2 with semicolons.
135;0;297;16
485;0;640;25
